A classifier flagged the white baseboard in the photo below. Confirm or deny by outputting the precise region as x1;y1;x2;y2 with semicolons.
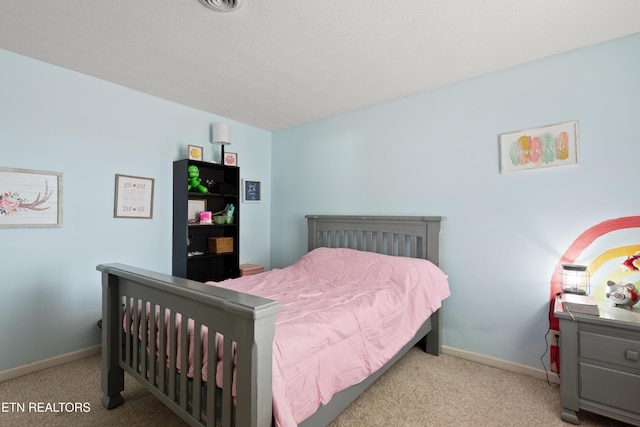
442;345;560;385
0;345;100;382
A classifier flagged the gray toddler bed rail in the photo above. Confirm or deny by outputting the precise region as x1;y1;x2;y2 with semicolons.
99;215;445;427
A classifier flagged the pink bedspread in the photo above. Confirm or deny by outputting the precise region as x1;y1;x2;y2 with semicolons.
210;247;450;427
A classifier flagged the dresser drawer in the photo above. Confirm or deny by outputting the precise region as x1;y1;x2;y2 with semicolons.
580;362;640;415
580;331;640;370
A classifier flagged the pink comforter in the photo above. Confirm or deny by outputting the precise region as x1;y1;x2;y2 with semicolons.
210;247;451;427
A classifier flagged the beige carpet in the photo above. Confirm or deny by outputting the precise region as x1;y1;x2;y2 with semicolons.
0;348;629;426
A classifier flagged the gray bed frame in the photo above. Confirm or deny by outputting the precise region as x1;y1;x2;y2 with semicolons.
99;215;444;427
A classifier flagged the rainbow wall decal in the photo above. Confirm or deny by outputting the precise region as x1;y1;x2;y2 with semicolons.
549;216;640;298
548;216;640;373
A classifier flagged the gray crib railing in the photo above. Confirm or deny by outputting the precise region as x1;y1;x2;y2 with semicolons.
99;263;279;427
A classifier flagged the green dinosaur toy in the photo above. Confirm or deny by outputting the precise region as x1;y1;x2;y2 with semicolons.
187;165;208;193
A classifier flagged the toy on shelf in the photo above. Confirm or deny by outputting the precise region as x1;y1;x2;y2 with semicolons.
606;280;639;308
609;251;640;308
187;165;208;193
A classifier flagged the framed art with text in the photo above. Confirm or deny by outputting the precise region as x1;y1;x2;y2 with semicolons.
499;120;579;173
242;179;261;202
114;174;155;219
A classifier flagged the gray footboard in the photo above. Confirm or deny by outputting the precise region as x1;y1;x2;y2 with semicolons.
99;263;279;427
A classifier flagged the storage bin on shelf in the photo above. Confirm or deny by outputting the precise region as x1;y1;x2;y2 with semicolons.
208;237;234;254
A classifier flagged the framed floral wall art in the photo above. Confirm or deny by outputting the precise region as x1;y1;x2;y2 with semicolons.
188;145;204;161
0;167;63;228
224;152;238;166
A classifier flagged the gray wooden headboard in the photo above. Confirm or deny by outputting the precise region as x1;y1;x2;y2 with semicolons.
306;215;444;266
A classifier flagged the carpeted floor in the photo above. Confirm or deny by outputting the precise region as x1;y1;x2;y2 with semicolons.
0;348;631;426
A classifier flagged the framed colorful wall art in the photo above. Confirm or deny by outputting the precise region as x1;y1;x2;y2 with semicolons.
499;120;579;173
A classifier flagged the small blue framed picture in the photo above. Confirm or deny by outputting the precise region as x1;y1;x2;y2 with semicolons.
242;179;261;203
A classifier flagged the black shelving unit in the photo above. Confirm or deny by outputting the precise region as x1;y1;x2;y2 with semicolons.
172;159;240;282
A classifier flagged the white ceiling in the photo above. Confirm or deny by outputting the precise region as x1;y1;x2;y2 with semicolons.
1;1;639;131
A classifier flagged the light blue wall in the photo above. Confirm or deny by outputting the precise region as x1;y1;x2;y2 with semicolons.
271;34;640;370
0;50;271;372
2;33;638;375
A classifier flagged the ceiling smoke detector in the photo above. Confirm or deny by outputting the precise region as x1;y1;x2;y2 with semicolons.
197;0;242;12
